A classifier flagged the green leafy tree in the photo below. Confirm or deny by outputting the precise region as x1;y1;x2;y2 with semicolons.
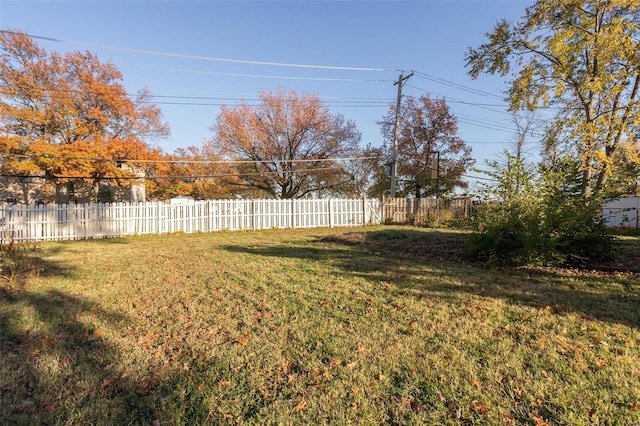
466;0;640;197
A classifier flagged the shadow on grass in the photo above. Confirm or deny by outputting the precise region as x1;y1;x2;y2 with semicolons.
0;289;163;424
219;228;640;330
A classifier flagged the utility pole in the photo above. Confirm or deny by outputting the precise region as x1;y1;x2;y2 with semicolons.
390;71;413;198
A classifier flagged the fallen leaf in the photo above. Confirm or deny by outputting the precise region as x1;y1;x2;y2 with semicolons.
88;329;105;341
319;301;330;308
512;386;522;398
328;358;342;368
630;402;640;410
218;380;231;387
597;359;607;368
532;416;550;426
502;413;516;424
42;400;58;412
101;377;114;388
472;379;482;391
293;399;307;412
471;401;490;415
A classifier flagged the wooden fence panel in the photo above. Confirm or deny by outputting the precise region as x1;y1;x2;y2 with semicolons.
382;197;473;224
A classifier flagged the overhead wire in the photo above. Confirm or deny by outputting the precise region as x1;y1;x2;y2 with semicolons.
413;70;505;101
116;62;391;82
0;166;343;181
0;152;378;165
1;30;400;73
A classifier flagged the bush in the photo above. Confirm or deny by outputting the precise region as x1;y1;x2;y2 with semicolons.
467;154;612;266
467;196;611;266
0;232;41;289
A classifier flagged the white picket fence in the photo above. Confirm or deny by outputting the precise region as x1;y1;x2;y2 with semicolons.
0;198;383;242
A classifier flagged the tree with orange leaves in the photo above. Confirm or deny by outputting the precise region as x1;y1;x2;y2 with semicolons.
0;30;169;203
210;88;361;199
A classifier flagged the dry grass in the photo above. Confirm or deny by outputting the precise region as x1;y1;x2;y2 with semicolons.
0;226;639;425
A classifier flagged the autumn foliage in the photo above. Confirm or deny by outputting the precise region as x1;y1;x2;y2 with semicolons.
375;94;473;198
0;30;169;202
210;88;361;199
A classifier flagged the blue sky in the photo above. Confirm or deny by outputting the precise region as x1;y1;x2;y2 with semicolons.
0;0;534;187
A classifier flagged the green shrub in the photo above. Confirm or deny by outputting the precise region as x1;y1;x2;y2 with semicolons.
467;154;612;266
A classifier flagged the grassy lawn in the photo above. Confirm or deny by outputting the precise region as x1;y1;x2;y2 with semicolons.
1;226;639;425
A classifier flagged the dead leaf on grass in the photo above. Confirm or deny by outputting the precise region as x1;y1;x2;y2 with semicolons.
40;400;58;413
87;329;105;341
293;399;307;412
101;377;114;388
40;337;57;346
472;379;483;391
502;413;516;424
218;380;231;388
532;415;550;426
328;358;342;368
471;401;490;415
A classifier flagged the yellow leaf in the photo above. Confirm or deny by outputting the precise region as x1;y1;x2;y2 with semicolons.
293;399;307;412
471;401;490;414
533;416;550;426
88;329;104;341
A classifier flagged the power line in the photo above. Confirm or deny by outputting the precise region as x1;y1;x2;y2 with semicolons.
2;30;399;73
116;62;391;82
461;173;499;182
0;166;342;181
413;70;505;101
1;85;393;108
0;153;378;165
405;84;512;116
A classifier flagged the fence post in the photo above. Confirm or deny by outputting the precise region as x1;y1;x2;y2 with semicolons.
328;199;333;228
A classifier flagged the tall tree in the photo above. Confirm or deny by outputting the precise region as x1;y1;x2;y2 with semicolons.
0;30;169;201
466;0;640;197
210;88;361;199
376;94;473;198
